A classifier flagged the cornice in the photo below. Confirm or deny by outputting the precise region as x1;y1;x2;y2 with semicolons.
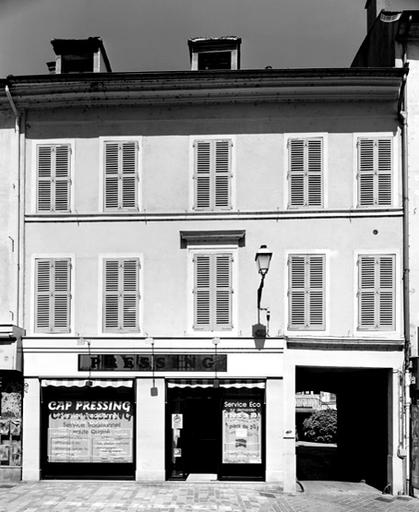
0;68;405;110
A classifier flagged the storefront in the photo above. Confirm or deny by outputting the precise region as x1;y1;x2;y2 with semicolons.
40;379;135;480
166;379;265;481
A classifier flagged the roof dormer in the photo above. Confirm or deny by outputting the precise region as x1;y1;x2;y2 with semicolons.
188;37;241;70
49;37;112;74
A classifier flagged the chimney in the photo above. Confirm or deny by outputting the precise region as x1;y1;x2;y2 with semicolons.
50;37;112;74
188;37;241;70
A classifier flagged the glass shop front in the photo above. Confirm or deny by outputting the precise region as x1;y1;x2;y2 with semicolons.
40;380;135;480
166;380;265;481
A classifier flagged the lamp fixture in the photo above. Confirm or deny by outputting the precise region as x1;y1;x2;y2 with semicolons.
255;244;272;276
145;337;158;396
254;244;272;337
212;337;220;388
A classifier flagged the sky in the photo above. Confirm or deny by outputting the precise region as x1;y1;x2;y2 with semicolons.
0;0;367;77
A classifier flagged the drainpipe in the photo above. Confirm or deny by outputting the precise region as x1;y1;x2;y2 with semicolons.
4;81;23;328
398;16;412;495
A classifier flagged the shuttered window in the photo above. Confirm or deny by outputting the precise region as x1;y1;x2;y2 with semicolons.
104;141;138;210
37;144;71;212
357;137;392;207
194;139;232;210
103;258;140;332
193;253;233;330
358;255;395;330
288;138;323;208
35;258;71;333
288;254;325;330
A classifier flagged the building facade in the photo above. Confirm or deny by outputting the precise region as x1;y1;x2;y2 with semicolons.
0;35;409;492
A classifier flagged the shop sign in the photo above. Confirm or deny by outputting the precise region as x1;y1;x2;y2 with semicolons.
222;399;262;464
172;413;183;430
47;399;133;463
79;353;227;372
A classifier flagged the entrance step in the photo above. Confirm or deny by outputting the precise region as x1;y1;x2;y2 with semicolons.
186;473;218;482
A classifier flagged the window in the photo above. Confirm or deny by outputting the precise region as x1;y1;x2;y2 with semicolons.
357;137;392;206
193;253;233;331
103;258;140;332
104;141;138;210
288;137;323;208
37;144;71;212
288;254;325;330
358;254;395;330
194;139;232;210
35;258;71;333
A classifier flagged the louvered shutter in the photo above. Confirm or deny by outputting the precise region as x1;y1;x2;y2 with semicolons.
54;145;70;211
105;141;138;210
214;140;231;209
307;139;323;207
105;143;119;210
289;139;305;207
215;254;232;329
358;138;392;207
53;259;71;331
289;138;323;207
35;260;52;331
195;141;211;209
35;259;71;333
37;146;52;211
289;254;324;330
194;255;211;329
122;259;139;329
358;255;395;330
289;256;306;327
104;259;120;329
308;255;324;327
121;142;137;209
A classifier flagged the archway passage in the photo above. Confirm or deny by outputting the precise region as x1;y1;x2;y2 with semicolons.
296;367;390;491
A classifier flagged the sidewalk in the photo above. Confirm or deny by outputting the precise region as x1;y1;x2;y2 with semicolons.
0;480;418;512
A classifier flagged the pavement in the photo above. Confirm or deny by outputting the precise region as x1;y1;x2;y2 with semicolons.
0;480;419;512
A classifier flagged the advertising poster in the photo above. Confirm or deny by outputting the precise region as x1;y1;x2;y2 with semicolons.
0;419;9;436
0;443;10;462
412;404;419;489
222;399;262;464
47;399;133;463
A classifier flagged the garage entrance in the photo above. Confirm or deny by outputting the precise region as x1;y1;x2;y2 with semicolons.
296;367;391;491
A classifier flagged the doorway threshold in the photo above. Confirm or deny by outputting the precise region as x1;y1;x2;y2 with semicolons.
186;473;218;482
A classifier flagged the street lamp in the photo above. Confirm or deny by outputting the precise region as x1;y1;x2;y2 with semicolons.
145;337;158;396
255;244;272;325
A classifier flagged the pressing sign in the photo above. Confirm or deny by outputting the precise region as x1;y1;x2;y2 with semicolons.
171;413;183;429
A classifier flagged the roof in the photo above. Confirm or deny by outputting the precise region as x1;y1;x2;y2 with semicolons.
0;67;406;111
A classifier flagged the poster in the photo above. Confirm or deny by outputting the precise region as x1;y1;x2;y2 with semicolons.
47;399;133;463
0;419;9;436
412;404;419;489
0;444;10;462
222;399;262;464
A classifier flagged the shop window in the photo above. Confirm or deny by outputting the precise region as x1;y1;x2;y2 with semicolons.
193;139;232;211
36;144;71;212
358;254;395;330
103;140;139;211
357;137;392;207
288;254;325;330
35;258;72;333
103;258;140;332
288;137;324;208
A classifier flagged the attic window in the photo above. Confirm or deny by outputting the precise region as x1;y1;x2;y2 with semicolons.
61;53;94;73
198;51;232;70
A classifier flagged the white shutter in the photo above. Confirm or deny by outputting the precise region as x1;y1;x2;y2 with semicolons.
358;138;392;207
358;254;395;330
54;145;70;212
37;146;52;212
214;140;231;209
105;141;138;210
195;141;211;209
104;143;120;210
122;259;139;329
289;138;323;207
289;139;305;207
289;254;325;330
194;255;211;329
35;258;70;333
215;254;232;329
35;259;52;331
104;259;120;330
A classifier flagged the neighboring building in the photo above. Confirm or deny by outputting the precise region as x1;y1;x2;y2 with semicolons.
0;35;408;493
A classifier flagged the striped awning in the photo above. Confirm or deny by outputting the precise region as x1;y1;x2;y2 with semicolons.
167;379;265;389
41;379;133;388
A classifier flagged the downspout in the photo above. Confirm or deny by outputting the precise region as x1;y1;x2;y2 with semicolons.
398;15;412;495
4;81;23;328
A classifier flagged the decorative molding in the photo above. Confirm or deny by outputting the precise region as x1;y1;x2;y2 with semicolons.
180;230;245;248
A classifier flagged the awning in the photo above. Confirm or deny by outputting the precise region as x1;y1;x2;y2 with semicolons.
41;379;133;388
167;379;265;389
